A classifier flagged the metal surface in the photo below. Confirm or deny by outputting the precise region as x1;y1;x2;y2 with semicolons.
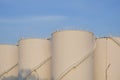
18;39;51;80
51;30;96;80
94;37;120;80
0;45;18;80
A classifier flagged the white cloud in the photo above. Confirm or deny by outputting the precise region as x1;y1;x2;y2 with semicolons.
0;15;67;24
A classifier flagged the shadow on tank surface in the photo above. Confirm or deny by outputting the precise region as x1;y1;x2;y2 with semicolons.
0;76;18;80
18;69;39;80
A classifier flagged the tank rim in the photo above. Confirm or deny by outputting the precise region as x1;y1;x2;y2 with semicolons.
51;30;94;36
97;36;120;39
18;38;50;43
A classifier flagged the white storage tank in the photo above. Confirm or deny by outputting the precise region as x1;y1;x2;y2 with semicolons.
0;44;18;80
18;38;51;80
51;30;96;80
94;37;120;80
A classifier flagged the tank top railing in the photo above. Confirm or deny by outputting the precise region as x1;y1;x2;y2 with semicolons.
55;40;96;80
24;56;51;80
0;63;18;79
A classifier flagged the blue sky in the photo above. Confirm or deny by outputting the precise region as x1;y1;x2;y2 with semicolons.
0;0;120;44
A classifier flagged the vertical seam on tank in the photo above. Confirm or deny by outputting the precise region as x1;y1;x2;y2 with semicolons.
106;38;108;80
106;38;111;80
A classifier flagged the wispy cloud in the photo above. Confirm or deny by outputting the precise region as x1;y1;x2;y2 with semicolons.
0;15;67;24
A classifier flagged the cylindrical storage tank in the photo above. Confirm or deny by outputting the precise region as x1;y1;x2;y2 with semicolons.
94;37;120;80
18;38;51;80
0;45;18;80
51;30;96;80
94;38;107;80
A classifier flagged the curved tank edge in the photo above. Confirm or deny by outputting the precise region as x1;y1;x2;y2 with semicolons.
17;38;50;46
18;37;50;42
51;30;94;37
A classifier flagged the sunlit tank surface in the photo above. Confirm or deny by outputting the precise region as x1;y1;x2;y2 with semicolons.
94;37;120;80
0;44;18;80
51;30;96;80
18;38;51;80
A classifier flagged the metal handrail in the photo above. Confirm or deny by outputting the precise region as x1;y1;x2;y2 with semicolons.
24;57;51;80
105;37;120;80
56;41;96;80
0;63;18;78
108;37;120;47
